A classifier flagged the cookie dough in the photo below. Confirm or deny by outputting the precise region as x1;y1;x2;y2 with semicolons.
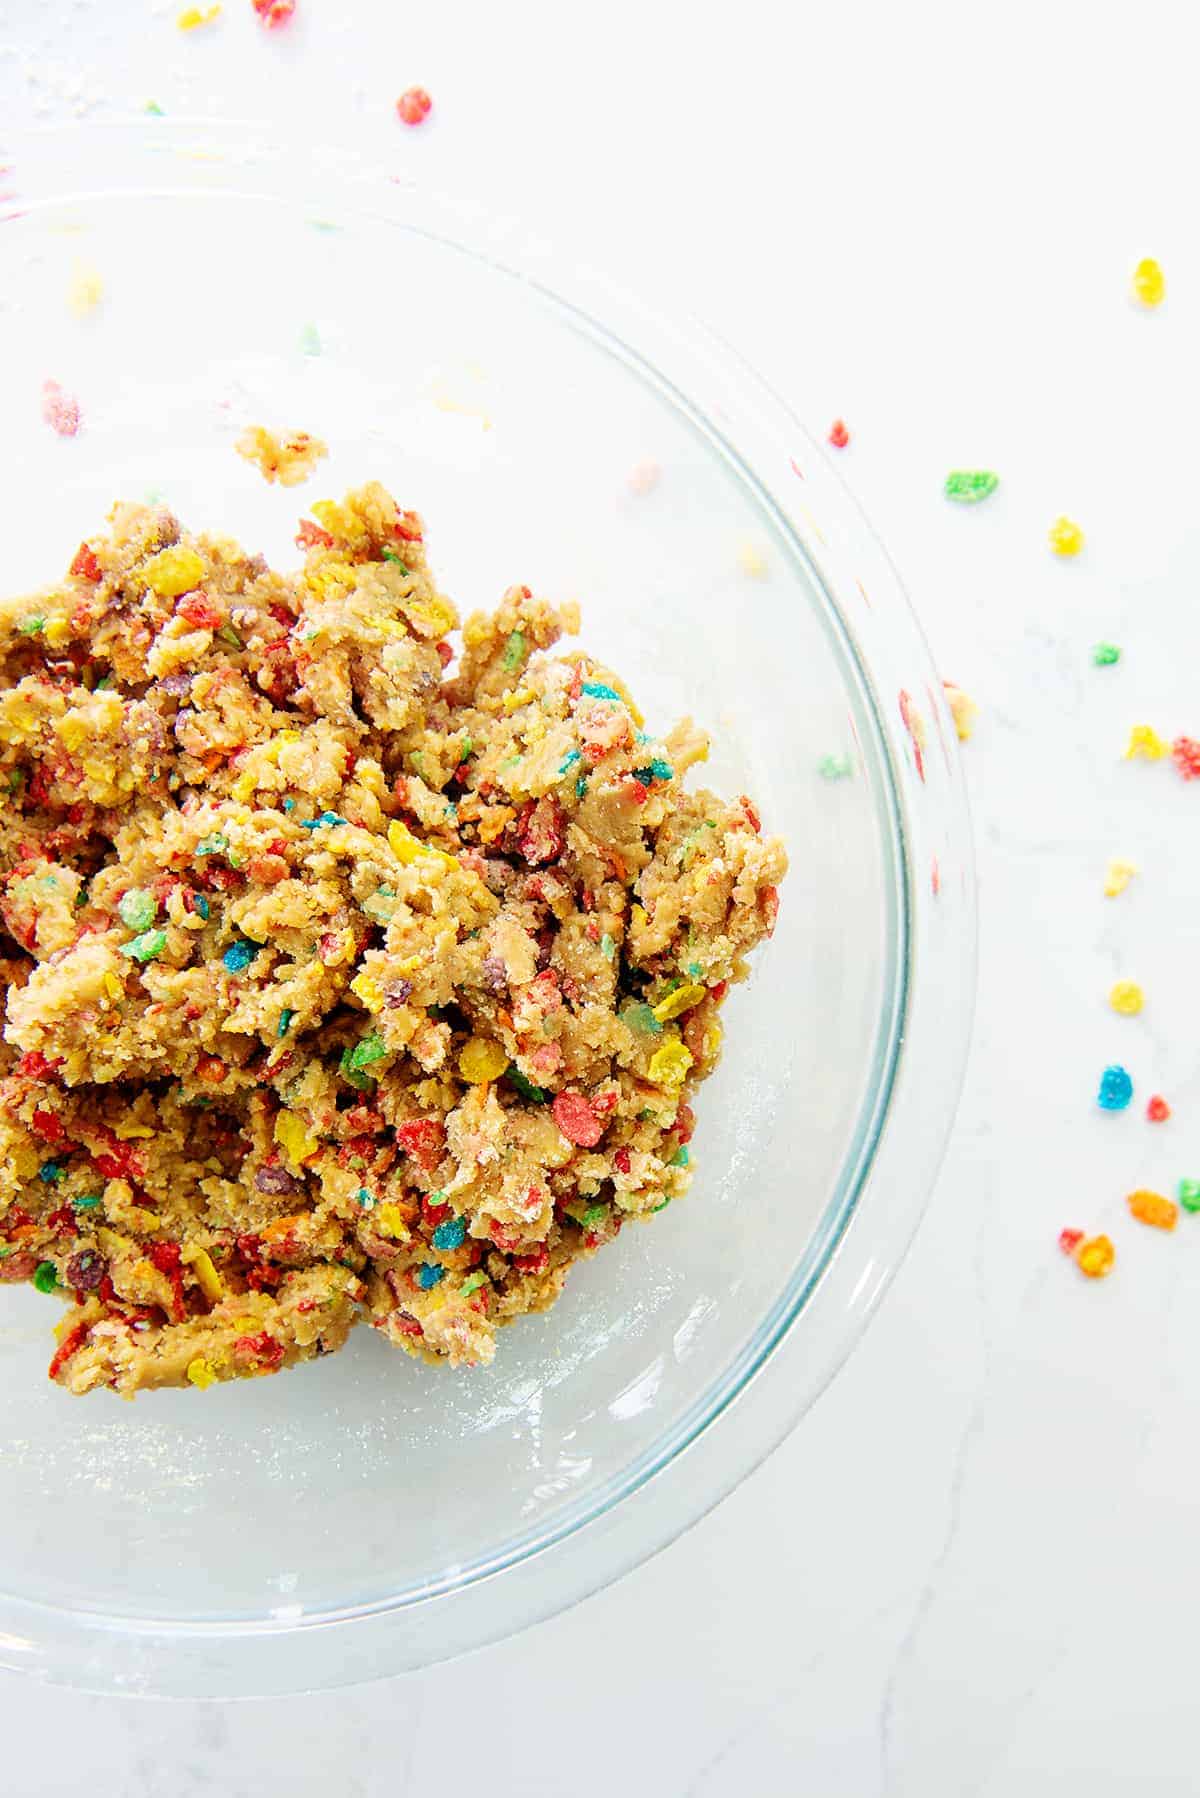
0;486;786;1396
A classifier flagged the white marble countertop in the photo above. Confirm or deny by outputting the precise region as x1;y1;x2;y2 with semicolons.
3;2;1199;1791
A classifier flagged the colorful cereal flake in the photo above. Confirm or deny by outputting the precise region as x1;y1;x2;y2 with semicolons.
1049;516;1085;557
1096;1065;1133;1111
1092;642;1121;667
1131;257;1166;308
252;0;295;24
1127;1189;1177;1230
1124;724;1168;761
944;470;999;504
67;262;104;318
1103;859;1137;898
627;458;661;496
942;680;978;743
1108;980;1144;1017
736;540;768;579
1075;1234;1116;1279
1146;1094;1171;1123
178;3;222;26
1171;737;1200;781
827;419;850;449
1178;1179;1200;1214
397;87;433;126
41;380;81;438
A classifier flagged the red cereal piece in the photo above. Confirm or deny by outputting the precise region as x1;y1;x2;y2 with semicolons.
393;510;424;541
394;1313;424;1337
31;1108;66;1143
396;87;433;127
435;640;454;668
41;380;81;438
552;1090;604;1148
739;795;762;833
395;1117;446;1176
828;418;850;449
252;0;295;26
513;1245;550;1275
69;543;102;583
47;1320;91;1382
178;592;222;630
1171;736;1200;781
295;518;334;551
1058;1227;1084;1256
1146;1094;1171;1123
516;795;566;866
613;1147;632;1174
234;1329;285;1369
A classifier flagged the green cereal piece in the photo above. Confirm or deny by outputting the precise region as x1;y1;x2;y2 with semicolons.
299;322;322;357
944;470;999;504
581;1204;608;1227
460;1271;488;1297
505;1067;549;1103
817;754;853;780
217;623;243;650
16;615;44;636
118;888;157;932
1092;642;1121;667
344;1032;387;1073
119;927;167;963
195;833;228;857
1178;1179;1200;1214
501;629;527;672
600;933;616;961
33;1261;58;1294
621;1001;662;1036
72;1194;103;1211
381;548;410;573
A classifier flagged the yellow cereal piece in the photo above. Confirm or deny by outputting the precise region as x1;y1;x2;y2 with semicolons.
185;1246;223;1302
54;715;88;755
652;983;706;1023
1127;1189;1177;1231
375;1203;410;1241
186;1357;217;1390
387;818;458;868
113;1119;154;1139
230;769;257;803
459;1036;509;1084
1124;724;1168;761
349;970;384;1011
647;1040;694;1088
737;540;768;578
1103;859;1137;898
178;2;221;26
502;688;536;713
401;594;457;639
141;545;205;598
43;616;71;650
67;261;104;318
1132;257;1166;308
943;681;979;743
1109;980;1144;1016
103;972;123;1001
631;903;648;931
1048;516;1085;558
274;1110;320;1169
609;674;644;729
1075;1234;1115;1279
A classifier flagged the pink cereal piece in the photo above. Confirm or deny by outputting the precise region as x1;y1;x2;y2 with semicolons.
1171;736;1200;781
41;380;81;438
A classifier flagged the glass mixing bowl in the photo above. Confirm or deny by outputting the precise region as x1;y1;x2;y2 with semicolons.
0;125;975;1697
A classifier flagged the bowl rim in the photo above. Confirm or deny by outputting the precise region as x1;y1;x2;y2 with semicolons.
0;121;977;1696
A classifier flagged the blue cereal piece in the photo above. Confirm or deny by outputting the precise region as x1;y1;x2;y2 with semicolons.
1097;1064;1133;1111
416;1263;445;1290
431;1215;467;1251
581;680;620;702
223;939;260;974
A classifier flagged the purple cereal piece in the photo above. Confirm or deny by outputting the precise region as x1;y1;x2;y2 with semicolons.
255;1164;302;1195
386;978;413;1007
65;1248;107;1292
482;954;507;991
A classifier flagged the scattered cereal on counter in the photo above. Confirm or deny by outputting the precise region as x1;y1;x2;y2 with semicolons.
298;322;321;357
828;418;850;449
41;380;81;438
1146;1095;1171;1123
627;458;661;496
1075;1234;1116;1278
1128;1188;1177;1230
1097;1065;1133;1111
1058;1227;1084;1255
1132;256;1166;308
67;261;104;318
943;680;978;742
178;3;222;26
397;87;433;126
1124;724;1168;761
1109;980;1144;1016
1103;859;1137;898
252;0;295;25
236;425;328;487
1049;516;1085;557
1171;736;1200;781
145;100;166;116
817;754;853;780
1092;642;1121;667
1178;1179;1200;1214
944;470;999;504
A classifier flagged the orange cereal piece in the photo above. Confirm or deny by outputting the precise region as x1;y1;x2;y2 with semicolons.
1127;1189;1177;1231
